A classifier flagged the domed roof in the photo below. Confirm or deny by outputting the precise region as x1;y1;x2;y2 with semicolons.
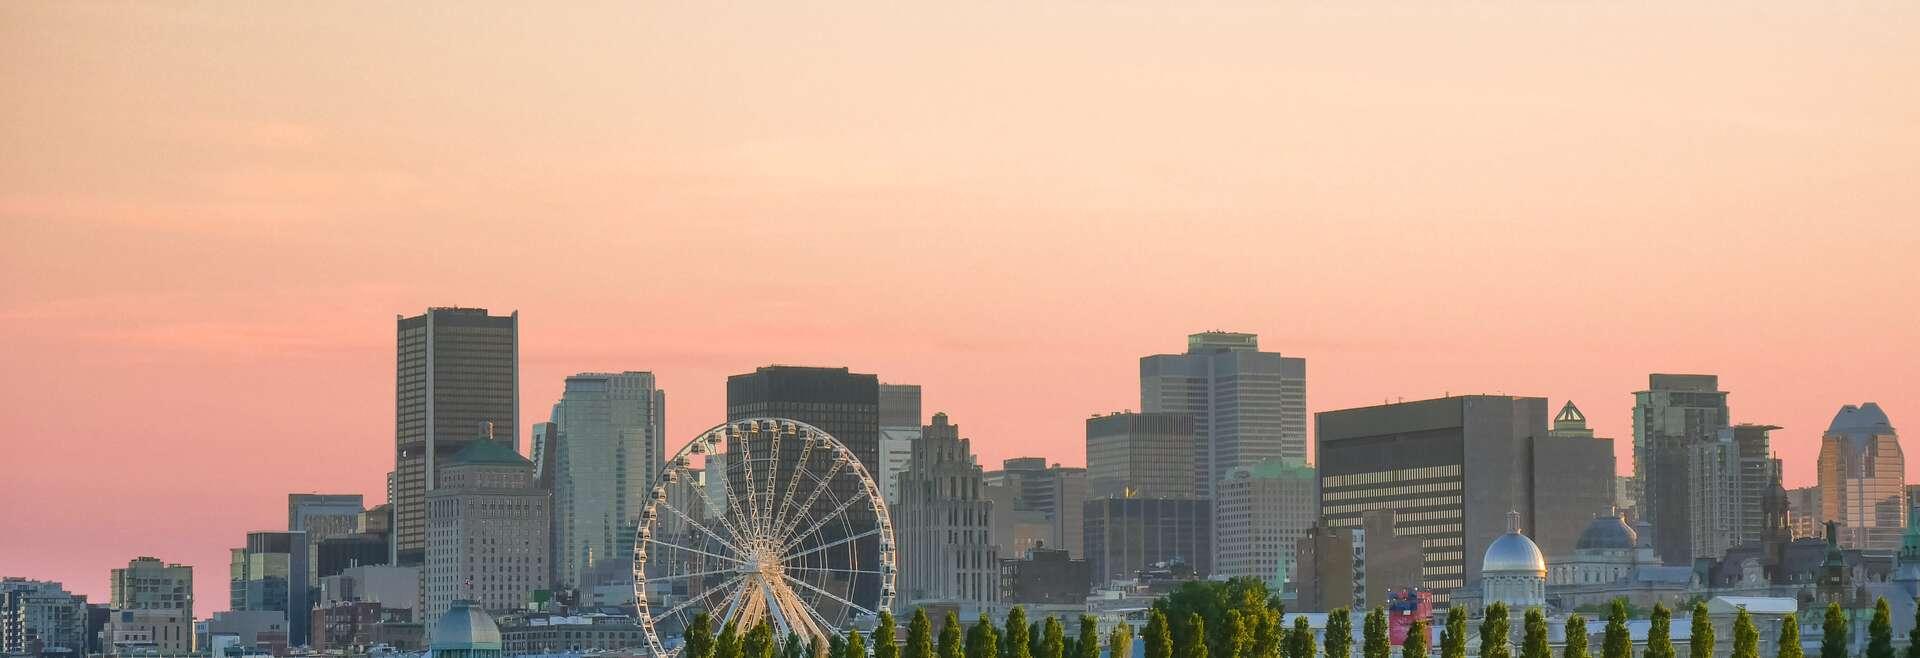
1483;512;1547;574
1576;514;1639;551
1828;403;1894;438
430;600;503;651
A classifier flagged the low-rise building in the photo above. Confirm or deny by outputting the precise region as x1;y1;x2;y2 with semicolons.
1;579;88;655
1001;545;1091;604
498;615;645;655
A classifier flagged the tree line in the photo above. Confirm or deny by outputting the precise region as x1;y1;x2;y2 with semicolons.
675;579;1920;658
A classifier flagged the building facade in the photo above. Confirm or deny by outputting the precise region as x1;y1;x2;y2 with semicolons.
1213;458;1317;583
1315;395;1613;601
424;438;551;624
1;579;88;654
895;412;999;606
110;557;193;615
1083;497;1212;587
1086;412;1194;499
550;371;666;592
394;307;519;566
1819;403;1905;551
1000;547;1091;604
1140;331;1307;497
1687;424;1785;560
229;531;311;645
1633;374;1730;565
985;458;1087;557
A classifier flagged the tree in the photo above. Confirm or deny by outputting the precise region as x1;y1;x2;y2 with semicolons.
1730;608;1757;658
1643;604;1673;658
1479;603;1510;658
1602;600;1630;658
1521;609;1550;658
969;614;1003;658
1252;609;1282;658
1080;616;1103;658
1687;604;1713;658
1561;614;1587;658
1822;603;1848;658
1225;611;1251;658
786;633;806;658
685;613;717;658
813;635;831;658
1402;617;1428;658
717;621;743;658
849;630;867;658
832;633;848;658
1325;609;1352;658
1043;617;1066;658
907;610;936;658
943;613;966;658
1364;608;1390;658
1146;611;1174;658
1111;623;1137;658
1183;615;1210;658
1870;598;1896;658
1779;613;1803;658
1439;607;1465;658
875;612;899;658
1287;616;1316;658
743;622;776;658
1008;608;1033;658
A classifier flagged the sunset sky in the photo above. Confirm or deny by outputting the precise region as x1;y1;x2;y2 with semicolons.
3;2;1917;605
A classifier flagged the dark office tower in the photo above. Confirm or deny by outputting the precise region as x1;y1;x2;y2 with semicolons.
1315;395;1613;603
1141;332;1307;498
1633;374;1730;565
393;307;519;566
230;531;311;646
1085;412;1195;499
1082;497;1212;587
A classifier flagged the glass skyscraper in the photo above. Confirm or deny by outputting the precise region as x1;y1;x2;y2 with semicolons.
1819;402;1905;551
551;371;666;592
393;308;518;566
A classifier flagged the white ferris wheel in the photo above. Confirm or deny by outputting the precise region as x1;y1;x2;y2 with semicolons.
633;418;896;657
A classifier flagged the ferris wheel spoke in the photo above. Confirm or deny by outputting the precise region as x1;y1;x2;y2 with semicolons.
780;573;877;618
736;427;767;538
768;436;817;537
653;572;748;620
771;577;834;641
783;527;882;563
784;564;882;576
645;537;749;566
639;567;739;583
714;447;759;546
774;455;850;544
780;491;868;555
681;465;754;549
761;426;784;537
653;497;747;557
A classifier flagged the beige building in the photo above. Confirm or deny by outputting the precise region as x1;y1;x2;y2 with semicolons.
1819;403;1905;551
424;438;550;628
106;557;195;655
895;413;999;606
1213;458;1316;584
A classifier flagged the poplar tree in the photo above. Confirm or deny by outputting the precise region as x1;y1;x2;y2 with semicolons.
831;633;848;658
1521;609;1550;658
1778;613;1803;658
1870;598;1896;658
906;609;936;658
1479;603;1510;658
875;612;898;658
1325;609;1352;658
1602;600;1631;658
717;621;743;658
968;614;1001;658
848;630;867;658
942;613;965;658
1363;608;1390;658
1643;604;1673;658
1111;623;1136;658
1288;617;1316;658
1252;610;1281;658
1561;614;1587;658
786;634;806;658
1402;618;1429;658
1440;607;1466;658
1225;611;1251;658
1145;610;1173;658
1821;603;1848;658
1007;608;1033;658
684;613;716;658
1042;617;1066;658
744;622;776;658
1183;615;1209;658
1729;608;1757;658
1079;616;1102;658
1688;604;1712;658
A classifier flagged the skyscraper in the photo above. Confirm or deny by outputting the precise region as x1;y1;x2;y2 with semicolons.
424;436;550;624
1632;374;1730;565
1819;403;1905;551
895;413;998;607
550;371;666;592
1085;411;1194;499
878;383;923;507
1213;457;1318;584
1316;395;1613;602
394;307;519;566
1083;497;1212;586
1141;331;1307;497
1686;424;1784;560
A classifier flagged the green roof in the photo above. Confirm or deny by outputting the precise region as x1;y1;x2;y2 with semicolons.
449;439;531;466
1236;457;1315;479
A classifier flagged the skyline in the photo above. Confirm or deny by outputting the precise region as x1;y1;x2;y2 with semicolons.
4;2;1918;610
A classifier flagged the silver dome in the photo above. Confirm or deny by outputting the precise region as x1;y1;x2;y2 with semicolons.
1575;514;1638;551
430;600;503;652
1482;513;1547;574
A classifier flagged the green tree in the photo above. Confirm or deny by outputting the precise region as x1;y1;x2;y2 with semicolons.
832;633;848;658
1602;600;1630;658
1729;608;1757;658
786;634;806;658
1158;579;1277;657
1643;604;1673;658
1183;615;1210;658
1439;607;1465;658
1521;609;1550;658
1402;617;1428;658
907;610;936;658
969;614;1003;658
1687;604;1712;658
1480;603;1510;658
1779;613;1803;658
849;630;868;658
1561;614;1587;658
1080;616;1102;658
1252;609;1282;658
942;613;966;658
1364;608;1390;658
875;612;899;658
685;613;717;658
746;622;777;658
1870;598;1896;658
1146;611;1174;658
1288;617;1316;658
1224;611;1251;658
1007;608;1033;658
1822;603;1848;658
1325;609;1352;658
717;621;743;658
1111;623;1137;658
1043;617;1066;658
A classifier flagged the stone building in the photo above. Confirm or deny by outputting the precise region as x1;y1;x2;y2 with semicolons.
1213;458;1317;584
895;413;999;607
424;437;550;627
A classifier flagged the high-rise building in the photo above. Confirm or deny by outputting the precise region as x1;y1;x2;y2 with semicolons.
550;372;665;592
1213;457;1318;583
106;557;193;656
229;531;311;646
394;307;519;566
1293;520;1356;612
1633;374;1730;565
1786;486;1823;539
984;458;1087;557
1140;331;1307;497
1316;395;1613;601
1;579;88;654
1083;497;1212;587
895;413;999;606
290;494;366;586
1819;403;1905;551
1085;412;1194;499
424;437;550;624
1686;424;1784;560
878;383;923;508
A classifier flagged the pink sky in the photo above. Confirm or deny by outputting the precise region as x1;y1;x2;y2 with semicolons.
3;3;1916;607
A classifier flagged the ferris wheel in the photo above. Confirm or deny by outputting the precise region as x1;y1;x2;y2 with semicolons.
633;418;896;657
